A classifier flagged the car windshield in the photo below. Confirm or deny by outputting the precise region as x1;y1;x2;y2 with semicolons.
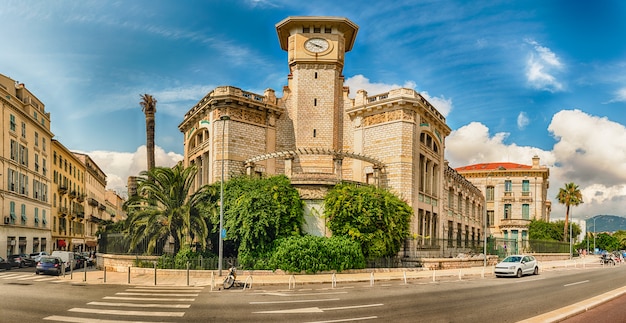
40;258;57;264
502;256;522;263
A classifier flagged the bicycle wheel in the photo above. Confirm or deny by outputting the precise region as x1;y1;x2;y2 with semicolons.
223;276;235;289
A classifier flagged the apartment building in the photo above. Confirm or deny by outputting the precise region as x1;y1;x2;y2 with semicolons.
455;156;551;250
0;74;53;258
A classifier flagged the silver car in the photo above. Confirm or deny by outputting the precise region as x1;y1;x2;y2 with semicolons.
495;255;539;278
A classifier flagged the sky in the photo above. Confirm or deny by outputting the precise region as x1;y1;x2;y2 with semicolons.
2;0;626;222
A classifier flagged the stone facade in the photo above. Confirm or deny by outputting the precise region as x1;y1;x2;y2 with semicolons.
178;16;483;257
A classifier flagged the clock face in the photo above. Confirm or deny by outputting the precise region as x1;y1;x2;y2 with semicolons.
305;38;329;53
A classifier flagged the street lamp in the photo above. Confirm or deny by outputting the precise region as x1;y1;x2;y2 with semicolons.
218;115;230;276
593;216;597;254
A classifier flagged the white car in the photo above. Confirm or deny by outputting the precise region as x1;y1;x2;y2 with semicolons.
495;255;539;278
29;251;49;263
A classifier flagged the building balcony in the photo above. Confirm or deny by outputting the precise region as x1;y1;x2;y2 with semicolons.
57;207;68;216
499;218;531;228
502;191;515;202
519;191;533;202
58;185;68;195
98;204;106;211
69;190;77;199
76;194;85;203
88;198;99;207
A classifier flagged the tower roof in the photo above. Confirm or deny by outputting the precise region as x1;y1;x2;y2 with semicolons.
455;162;532;172
275;16;359;52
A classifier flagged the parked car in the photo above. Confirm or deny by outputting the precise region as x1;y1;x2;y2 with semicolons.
35;256;63;276
7;254;26;268
50;251;74;271
16;253;36;267
0;256;12;271
29;251;49;263
495;255;539;278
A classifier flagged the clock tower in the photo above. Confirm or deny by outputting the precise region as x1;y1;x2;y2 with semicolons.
276;16;358;172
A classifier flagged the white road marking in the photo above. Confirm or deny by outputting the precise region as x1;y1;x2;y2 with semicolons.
254;303;384;314
103;296;195;301
305;316;379;323
564;280;589;287
115;292;198;296
261;291;348;297
43;315;173;323
68;307;185;317
250;298;341;304
87;301;191;308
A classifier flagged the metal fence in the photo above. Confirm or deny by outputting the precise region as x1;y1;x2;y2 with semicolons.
99;233;573;270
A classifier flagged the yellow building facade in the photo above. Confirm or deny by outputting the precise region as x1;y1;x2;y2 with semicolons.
0;74;53;258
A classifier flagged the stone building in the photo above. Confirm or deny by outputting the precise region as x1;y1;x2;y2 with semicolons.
0;74;53;258
178;16;483;257
455;156;551;253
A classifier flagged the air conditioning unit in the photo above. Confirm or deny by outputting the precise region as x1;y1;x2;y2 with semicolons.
3;217;9;224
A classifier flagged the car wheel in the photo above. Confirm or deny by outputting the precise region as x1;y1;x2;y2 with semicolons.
533;267;539;275
516;269;523;278
35;270;40;275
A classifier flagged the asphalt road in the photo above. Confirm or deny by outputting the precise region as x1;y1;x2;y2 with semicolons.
2;264;625;322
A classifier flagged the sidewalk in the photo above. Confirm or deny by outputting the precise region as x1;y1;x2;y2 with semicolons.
59;255;605;289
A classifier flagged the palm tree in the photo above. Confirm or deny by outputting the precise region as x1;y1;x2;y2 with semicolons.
556;182;583;242
139;94;157;171
125;164;211;254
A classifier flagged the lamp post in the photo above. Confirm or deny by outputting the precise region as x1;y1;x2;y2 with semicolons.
593;216;597;255
569;209;573;260
218;115;230;276
483;174;492;268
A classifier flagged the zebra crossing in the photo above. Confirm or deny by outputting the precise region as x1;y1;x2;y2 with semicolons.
43;285;203;322
0;272;66;283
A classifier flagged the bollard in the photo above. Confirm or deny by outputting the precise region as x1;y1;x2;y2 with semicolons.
481;267;485;278
288;275;296;289
83;261;87;282
243;276;253;290
369;272;374;286
154;262;157;286
458;269;462;281
432;269;436;282
331;273;337;288
104;266;107;283
210;272;215;291
70;261;73;280
128;266;131;284
186;262;190;286
403;271;407;285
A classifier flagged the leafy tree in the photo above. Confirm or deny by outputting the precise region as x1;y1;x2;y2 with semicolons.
209;175;304;264
528;219;562;241
613;230;626;250
324;183;412;259
556;182;583;242
125;164;212;255
595;233;620;252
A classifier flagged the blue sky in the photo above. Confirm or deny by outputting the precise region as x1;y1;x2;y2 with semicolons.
2;0;626;221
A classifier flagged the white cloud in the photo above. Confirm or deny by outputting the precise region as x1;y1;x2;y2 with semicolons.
79;145;183;198
345;74;453;117
446;109;626;220
607;87;626;103
517;112;529;130
524;39;564;92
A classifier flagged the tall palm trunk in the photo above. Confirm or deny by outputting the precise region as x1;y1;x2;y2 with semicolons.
563;205;570;242
140;94;157;171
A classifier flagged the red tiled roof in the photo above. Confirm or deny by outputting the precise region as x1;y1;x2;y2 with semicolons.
455;162;532;172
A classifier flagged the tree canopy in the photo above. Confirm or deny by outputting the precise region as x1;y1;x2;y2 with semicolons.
324;183;412;259
124;164;211;255
210;175;304;263
556;182;583;242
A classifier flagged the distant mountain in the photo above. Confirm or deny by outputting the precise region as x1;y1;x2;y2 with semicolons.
586;215;626;233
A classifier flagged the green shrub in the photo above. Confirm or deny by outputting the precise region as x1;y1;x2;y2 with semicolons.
265;235;365;273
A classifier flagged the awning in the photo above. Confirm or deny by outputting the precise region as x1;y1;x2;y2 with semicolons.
58;239;66;247
86;240;98;247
